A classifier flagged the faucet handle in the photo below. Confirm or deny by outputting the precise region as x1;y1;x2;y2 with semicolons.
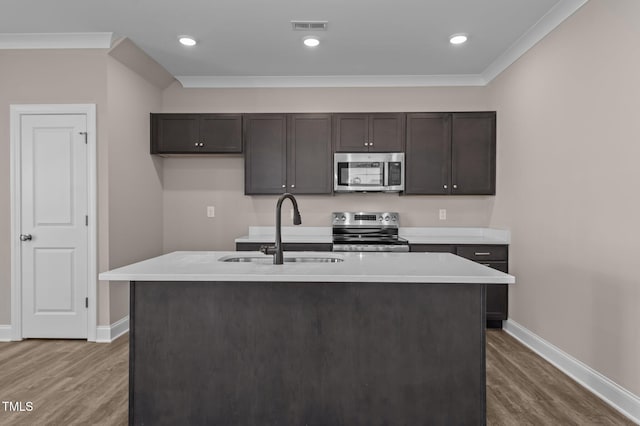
260;245;276;255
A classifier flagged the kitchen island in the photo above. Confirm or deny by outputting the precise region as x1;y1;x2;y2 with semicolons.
100;251;515;425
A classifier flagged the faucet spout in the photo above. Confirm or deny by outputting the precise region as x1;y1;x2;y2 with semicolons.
261;193;302;264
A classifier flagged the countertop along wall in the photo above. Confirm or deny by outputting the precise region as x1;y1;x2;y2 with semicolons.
160;85;496;252
488;0;640;399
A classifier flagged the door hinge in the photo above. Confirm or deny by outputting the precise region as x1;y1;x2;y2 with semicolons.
79;131;88;144
85;297;88;308
85;215;88;226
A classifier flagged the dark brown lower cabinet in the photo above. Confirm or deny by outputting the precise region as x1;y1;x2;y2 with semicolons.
130;280;487;425
410;243;509;328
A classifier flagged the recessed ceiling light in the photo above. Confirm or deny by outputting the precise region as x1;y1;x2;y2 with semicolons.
449;34;468;45
178;36;197;47
303;36;320;47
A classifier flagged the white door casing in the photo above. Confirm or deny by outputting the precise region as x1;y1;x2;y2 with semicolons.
10;105;97;341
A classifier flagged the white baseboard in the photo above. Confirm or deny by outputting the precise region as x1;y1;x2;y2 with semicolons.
0;325;12;342
504;319;640;425
95;316;129;343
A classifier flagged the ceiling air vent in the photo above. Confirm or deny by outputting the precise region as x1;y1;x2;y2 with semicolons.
291;21;328;31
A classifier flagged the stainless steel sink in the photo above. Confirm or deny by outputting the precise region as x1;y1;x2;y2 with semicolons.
219;254;344;264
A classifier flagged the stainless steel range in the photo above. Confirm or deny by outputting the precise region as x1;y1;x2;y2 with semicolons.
332;212;409;252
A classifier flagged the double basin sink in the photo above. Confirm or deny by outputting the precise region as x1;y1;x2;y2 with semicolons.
219;254;344;264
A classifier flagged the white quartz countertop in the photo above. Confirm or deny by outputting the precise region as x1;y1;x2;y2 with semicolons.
235;226;510;245
99;251;515;284
399;227;510;245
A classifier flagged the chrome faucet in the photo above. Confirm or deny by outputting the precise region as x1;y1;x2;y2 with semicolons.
260;193;302;264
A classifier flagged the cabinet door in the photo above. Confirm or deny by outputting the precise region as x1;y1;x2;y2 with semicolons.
199;114;242;153
287;114;333;194
333;114;369;152
244;114;287;194
478;262;508;322
457;245;508;324
368;113;405;152
451;112;496;195
405;113;451;194
151;114;200;153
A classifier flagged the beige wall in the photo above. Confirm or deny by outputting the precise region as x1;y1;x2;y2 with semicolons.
0;47;165;328
105;56;164;322
488;0;640;395
0;50;108;325
161;86;495;251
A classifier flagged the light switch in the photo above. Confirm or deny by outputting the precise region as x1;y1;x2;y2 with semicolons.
439;209;447;220
207;206;215;218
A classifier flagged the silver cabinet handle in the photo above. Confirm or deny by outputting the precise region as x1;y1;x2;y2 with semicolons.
364;142;369;146
290;184;295;188
453;184;458;189
281;184;286;188
475;252;491;256
443;184;448;189
194;142;199;146
20;234;32;241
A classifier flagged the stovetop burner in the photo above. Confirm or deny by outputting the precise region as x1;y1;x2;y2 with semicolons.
331;212;409;252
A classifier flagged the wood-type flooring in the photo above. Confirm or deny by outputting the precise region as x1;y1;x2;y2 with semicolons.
0;330;635;425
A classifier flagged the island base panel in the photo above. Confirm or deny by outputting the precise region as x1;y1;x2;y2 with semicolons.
130;281;486;425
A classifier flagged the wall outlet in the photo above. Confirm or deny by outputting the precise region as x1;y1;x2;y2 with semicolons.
207;206;215;218
439;209;447;220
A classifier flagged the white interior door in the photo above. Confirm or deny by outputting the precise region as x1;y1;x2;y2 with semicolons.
20;114;88;339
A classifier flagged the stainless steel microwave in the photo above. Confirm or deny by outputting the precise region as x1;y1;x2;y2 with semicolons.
334;152;404;192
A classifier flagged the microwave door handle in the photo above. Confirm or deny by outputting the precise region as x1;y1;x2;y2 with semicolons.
383;162;388;186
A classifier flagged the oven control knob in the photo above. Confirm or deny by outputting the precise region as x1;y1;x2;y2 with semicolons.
340;215;346;221
384;216;390;221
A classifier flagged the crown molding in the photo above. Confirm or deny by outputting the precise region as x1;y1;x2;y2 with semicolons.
0;32;113;49
0;0;589;87
482;0;589;83
176;74;487;89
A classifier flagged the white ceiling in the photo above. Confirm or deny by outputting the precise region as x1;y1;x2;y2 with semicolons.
0;0;588;87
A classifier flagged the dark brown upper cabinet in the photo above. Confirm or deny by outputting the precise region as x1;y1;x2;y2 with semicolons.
287;114;333;194
405;112;496;195
334;113;405;152
451;112;496;195
244;114;332;195
151;113;242;155
405;113;451;195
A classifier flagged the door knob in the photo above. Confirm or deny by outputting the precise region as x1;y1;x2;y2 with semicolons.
20;234;32;241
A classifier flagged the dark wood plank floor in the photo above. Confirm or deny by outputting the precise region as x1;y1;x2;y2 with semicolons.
0;330;634;425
